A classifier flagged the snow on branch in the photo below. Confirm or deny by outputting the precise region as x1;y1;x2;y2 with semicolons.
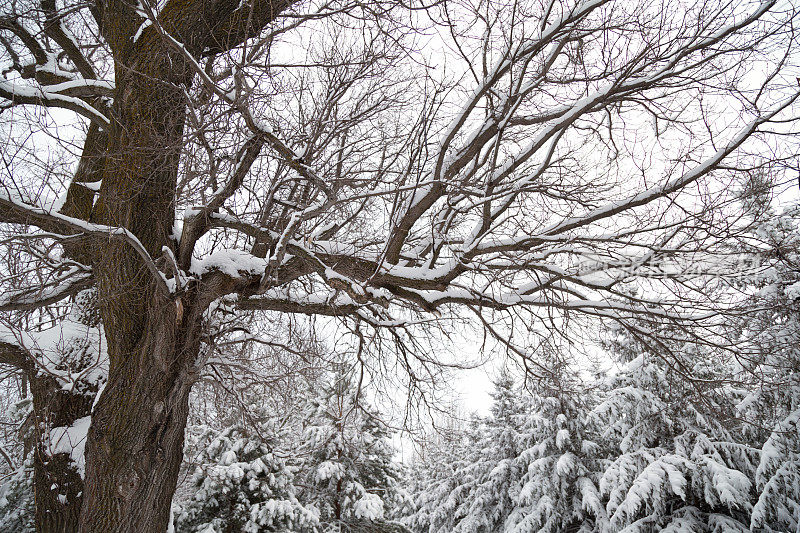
0;269;93;312
0;77;110;126
0;191;170;296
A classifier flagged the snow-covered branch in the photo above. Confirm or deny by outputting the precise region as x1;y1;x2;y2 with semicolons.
0;192;169;296
0;78;110;126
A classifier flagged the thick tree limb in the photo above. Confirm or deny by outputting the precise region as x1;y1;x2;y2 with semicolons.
0;79;110;126
160;0;297;56
0;271;94;312
236;296;361;316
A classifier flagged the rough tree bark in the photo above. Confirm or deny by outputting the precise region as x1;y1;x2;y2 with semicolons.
51;0;294;531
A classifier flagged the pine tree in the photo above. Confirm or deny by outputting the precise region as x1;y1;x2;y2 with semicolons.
407;366;605;533
733;202;800;532
505;383;605;533
174;423;319;533
403;411;486;533
595;336;756;532
455;374;529;532
297;369;407;532
404;374;530;533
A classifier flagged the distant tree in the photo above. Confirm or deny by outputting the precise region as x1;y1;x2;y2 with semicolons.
403;410;486;533
406;303;797;533
174;365;408;533
504;381;604;532
407;363;604;533
0;454;35;533
406;375;528;532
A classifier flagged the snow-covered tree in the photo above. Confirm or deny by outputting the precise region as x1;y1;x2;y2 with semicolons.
406;319;789;533
298;370;406;532
594;350;755;532
405;375;529;533
0;398;34;533
175;363;408;533
175;424;319;533
0;454;34;533
403;409;485;533
732;202;800;531
505;384;605;532
407;365;606;533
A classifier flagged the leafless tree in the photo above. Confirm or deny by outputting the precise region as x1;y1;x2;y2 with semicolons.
0;0;798;530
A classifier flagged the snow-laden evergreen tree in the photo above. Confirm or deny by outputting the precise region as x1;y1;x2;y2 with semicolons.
504;376;605;533
595;327;756;532
403;410;487;533
174;352;409;533
453;374;528;532
0;455;34;533
175;420;319;533
298;368;408;532
404;374;529;533
407;363;606;533
0;398;34;533
732;200;800;532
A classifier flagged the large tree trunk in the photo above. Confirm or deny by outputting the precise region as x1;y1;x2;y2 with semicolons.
78;299;199;532
49;1;295;529
76;37;198;530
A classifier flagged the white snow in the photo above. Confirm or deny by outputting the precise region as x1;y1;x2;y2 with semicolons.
0;316;107;391
315;461;344;482
556;429;571;449
784;281;800;299
190;249;267;278
48;416;92;478
220;450;237;466
353;493;384;520
133;19;152;44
